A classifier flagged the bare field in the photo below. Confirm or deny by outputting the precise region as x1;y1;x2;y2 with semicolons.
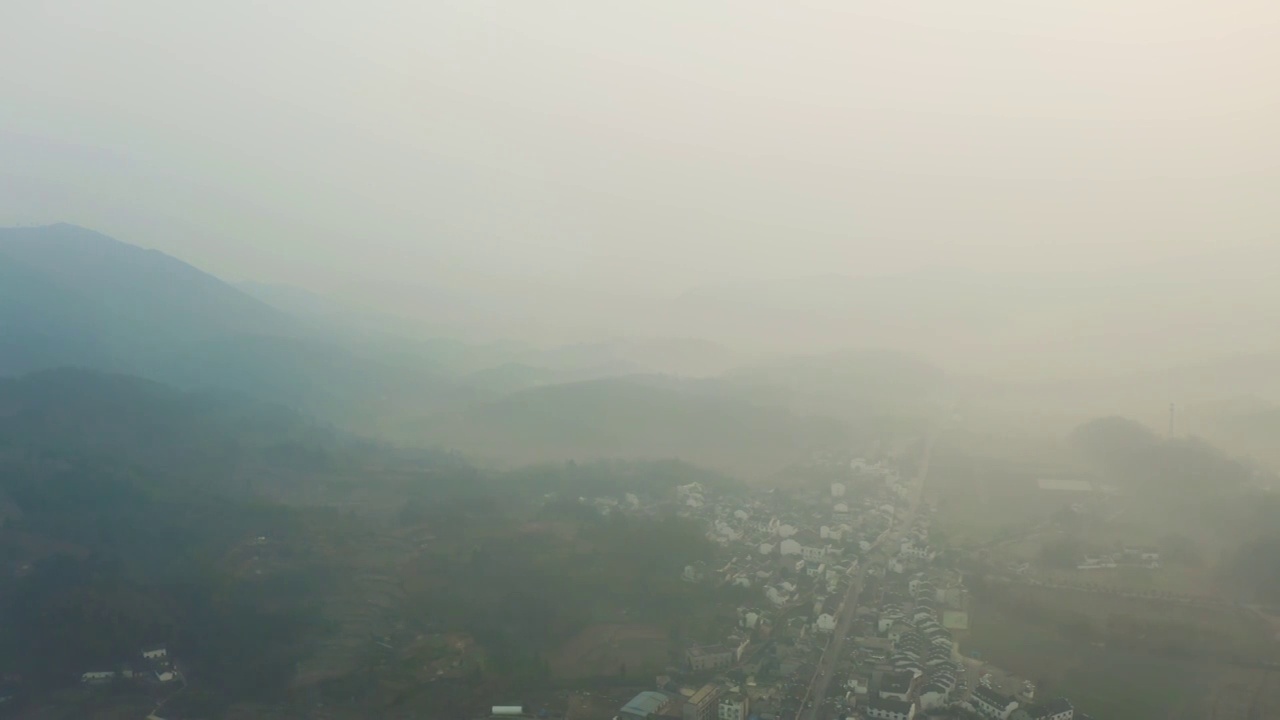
1207;667;1265;720
964;601;1213;719
1253;671;1280;720
1036;565;1224;598
550;623;670;680
993;582;1270;652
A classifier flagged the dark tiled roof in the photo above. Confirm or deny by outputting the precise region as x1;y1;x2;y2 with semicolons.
869;697;914;714
880;671;914;693
973;685;1015;708
1029;697;1073;717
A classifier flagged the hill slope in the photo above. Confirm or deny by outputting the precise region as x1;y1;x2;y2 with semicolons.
0;225;478;420
0;224;294;376
423;375;848;476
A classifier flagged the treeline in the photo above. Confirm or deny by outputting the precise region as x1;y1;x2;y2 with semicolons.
0;368;746;706
1070;415;1269;493
403;509;722;679
973;579;1274;663
502;458;742;499
0;370;381;698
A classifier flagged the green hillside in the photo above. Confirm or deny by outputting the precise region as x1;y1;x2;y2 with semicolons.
422;375;848;476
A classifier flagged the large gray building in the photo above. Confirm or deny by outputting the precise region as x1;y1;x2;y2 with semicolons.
685;644;734;672
620;692;673;720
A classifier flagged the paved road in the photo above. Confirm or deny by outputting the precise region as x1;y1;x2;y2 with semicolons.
797;437;934;720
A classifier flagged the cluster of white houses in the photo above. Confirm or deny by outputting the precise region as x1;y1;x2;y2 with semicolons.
585;459;1090;720
80;646;180;685
972;687;1076;720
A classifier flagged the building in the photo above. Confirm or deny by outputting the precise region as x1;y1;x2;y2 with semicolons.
879;670;917;702
899;542;934;561
918;683;949;710
718;693;749;720
80;671;116;684
865;696;916;720
973;686;1019;720
847;673;871;696
683;684;723;720
686;645;735;672
815;613;837;633
621;692;672;720
141;647;168;660
1019;698;1073;720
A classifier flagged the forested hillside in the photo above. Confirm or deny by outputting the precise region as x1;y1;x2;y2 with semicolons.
0;369;748;716
0;370;478;704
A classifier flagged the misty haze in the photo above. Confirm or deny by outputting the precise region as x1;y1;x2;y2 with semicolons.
2;2;1279;720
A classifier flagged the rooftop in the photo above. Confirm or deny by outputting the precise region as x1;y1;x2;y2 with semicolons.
689;684;721;706
868;697;914;714
687;644;730;657
973;685;1016;708
622;692;671;718
880;671;914;693
1029;697;1074;716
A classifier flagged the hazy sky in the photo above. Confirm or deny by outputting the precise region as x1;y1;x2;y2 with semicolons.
3;0;1278;304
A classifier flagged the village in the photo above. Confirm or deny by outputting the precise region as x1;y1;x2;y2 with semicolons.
542;442;1095;720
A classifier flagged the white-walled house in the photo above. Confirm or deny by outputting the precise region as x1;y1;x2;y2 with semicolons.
80;671;116;684
973;687;1019;720
816;613;837;633
878;612;903;634
919;684;949;710
718;693;749;720
900;541;934;561
796;532;828;562
865;697;915;720
1020;698;1073;720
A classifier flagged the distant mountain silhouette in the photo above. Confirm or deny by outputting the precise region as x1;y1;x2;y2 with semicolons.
0;224;294;376
422;374;848;476
0;224;471;419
